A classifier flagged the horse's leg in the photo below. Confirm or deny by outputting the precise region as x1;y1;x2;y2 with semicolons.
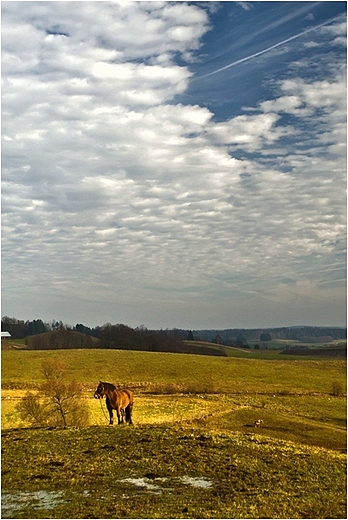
116;406;123;425
106;397;113;425
119;407;125;424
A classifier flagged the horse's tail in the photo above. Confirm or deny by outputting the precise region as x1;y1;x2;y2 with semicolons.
125;403;133;424
125;390;133;424
125;404;131;423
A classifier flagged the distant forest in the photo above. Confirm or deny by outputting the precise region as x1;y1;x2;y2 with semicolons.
2;316;346;355
187;326;347;344
1;317;226;356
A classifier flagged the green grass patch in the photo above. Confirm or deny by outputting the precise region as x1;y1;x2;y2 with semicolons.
2;392;346;453
2;349;346;394
1;425;346;519
1;349;346;518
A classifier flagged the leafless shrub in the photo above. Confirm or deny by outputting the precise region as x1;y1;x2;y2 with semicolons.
147;381;217;395
183;382;216;394
149;383;183;394
16;392;50;426
331;381;343;397
16;359;90;428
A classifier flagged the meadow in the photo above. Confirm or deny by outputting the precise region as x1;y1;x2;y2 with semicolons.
1;347;347;518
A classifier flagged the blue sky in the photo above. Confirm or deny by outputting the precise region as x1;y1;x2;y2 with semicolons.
1;1;346;329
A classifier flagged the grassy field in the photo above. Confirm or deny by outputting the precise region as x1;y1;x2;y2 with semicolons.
2;425;346;519
2;347;346;391
1;348;347;518
185;337;347;352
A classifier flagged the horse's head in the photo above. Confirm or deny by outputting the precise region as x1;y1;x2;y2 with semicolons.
94;381;105;399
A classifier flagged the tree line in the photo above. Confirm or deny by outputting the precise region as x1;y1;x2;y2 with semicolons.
2;316;71;338
1;317;226;356
2;316;345;353
178;326;347;343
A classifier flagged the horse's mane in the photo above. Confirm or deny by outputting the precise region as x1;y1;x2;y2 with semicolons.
102;381;116;391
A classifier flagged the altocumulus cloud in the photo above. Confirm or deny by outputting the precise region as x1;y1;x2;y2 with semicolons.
1;1;346;329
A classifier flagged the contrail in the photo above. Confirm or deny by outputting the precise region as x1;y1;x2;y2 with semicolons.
193;14;344;81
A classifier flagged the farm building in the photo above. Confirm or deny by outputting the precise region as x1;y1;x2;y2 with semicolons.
1;331;11;338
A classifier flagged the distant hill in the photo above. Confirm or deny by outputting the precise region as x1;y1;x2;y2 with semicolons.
25;330;101;350
2;320;346;357
280;347;346;358
176;326;347;343
22;329;227;356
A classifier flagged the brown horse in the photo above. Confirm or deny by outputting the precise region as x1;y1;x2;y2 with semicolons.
94;381;133;425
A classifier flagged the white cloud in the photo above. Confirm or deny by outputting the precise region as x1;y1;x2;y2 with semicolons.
260;95;304;115
1;2;346;328
207;112;287;151
281;75;346;110
236;2;253;11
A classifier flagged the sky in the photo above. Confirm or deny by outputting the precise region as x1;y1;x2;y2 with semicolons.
1;1;347;330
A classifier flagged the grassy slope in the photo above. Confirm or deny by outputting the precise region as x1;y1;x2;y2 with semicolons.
185;339;347;354
1;425;346;519
1;349;347;518
2;348;346;393
2;349;346;445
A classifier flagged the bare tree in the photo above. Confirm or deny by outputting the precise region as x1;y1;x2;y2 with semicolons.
17;359;89;428
16;392;51;426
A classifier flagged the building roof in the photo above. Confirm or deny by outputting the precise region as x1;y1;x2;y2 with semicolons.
1;331;11;338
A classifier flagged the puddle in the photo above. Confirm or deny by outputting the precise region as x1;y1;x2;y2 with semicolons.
1;490;65;518
1;477;214;516
119;475;213;494
120;477;163;494
180;476;213;489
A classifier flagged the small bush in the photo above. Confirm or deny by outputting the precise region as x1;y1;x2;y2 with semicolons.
16;359;90;428
148;383;182;394
160;383;182;394
331;381;343;396
183;382;216;394
16;392;50;426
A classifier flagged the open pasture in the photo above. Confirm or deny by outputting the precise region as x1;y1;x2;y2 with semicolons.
1;348;347;518
2;348;346;449
2;347;346;393
2;422;346;519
